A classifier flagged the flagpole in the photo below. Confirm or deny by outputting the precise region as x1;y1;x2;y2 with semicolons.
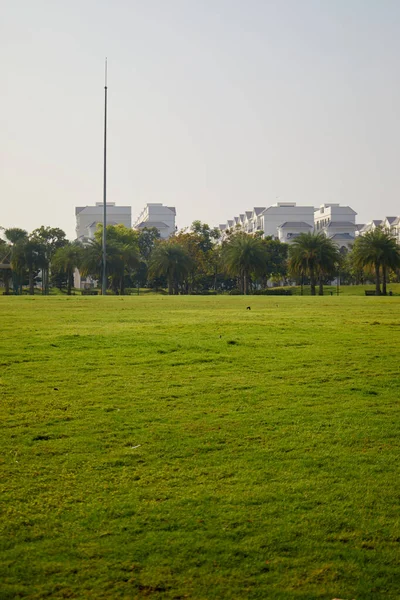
102;58;108;295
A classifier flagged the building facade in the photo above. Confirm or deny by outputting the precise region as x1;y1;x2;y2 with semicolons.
75;203;132;241
133;204;176;239
357;216;400;245
220;203;315;243
218;201;362;249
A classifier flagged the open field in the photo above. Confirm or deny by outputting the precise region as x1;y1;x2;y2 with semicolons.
1;296;399;599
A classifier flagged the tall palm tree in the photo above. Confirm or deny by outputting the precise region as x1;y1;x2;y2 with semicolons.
222;233;267;294
316;236;341;295
352;228;400;295
289;232;339;296
52;243;83;295
23;239;47;295
81;239;139;294
4;228;28;245
80;239;104;285
149;242;193;295
108;243;140;295
0;237;12;294
4;229;28;294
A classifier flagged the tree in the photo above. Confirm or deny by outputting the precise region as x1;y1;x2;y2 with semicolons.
0;237;12;294
352;228;400;295
23;239;47;295
132;227;161;289
288;232;339;296
149;241;193;295
81;225;140;294
30;227;67;294
137;227;161;261
3;228;28;245
222;232;267;294
261;237;289;283
3;228;28;294
315;236;341;295
52;243;83;295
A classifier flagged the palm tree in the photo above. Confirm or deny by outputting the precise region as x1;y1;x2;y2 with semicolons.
80;239;104;285
23;239;47;295
289;232;339;296
4;228;28;245
316;236;341;295
108;243;140;295
222;233;267;294
4;229;28;294
0;237;12;294
352;228;400;295
30;227;67;294
52;243;83;295
81;239;139;294
149;242;193;295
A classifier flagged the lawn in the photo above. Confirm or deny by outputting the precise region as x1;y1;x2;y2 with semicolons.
0;296;399;599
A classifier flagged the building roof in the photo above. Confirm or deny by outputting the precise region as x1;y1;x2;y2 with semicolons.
356;224;365;230
315;205;357;215
219;224;227;230
136;221;169;229
372;220;383;226
87;220;119;229
253;207;266;216
245;211;253;219
278;221;313;228
326;221;357;228
385;216;397;224
330;233;355;240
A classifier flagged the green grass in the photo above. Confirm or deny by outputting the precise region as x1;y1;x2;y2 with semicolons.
259;283;400;296
1;296;399;599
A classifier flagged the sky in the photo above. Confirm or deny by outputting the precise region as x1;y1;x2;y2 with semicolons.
2;0;400;239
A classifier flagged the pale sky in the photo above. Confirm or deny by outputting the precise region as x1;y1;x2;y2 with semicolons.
2;0;400;239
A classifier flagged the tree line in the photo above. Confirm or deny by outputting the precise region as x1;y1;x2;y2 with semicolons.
1;222;399;296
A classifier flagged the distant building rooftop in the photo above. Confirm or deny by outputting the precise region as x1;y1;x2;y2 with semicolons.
278;221;313;228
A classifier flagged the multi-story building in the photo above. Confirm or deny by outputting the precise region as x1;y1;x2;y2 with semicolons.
218;201;363;249
260;203;315;240
220;203;315;242
133;203;176;239
75;202;132;241
357;216;400;245
314;203;357;249
389;217;400;244
277;221;313;243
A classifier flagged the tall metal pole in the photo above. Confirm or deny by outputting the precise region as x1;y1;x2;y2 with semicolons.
102;58;108;295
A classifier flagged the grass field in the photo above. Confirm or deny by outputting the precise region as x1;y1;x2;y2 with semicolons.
1;296;399;599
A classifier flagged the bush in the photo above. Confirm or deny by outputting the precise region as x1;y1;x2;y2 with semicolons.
253;289;292;296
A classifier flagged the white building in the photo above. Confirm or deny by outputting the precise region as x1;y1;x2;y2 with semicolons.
133;204;176;239
75;203;131;240
314;203;357;249
357;216;400;245
388;216;400;244
260;203;315;239
277;221;313;243
219;203;315;241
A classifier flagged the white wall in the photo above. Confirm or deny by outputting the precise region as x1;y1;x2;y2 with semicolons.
133;204;176;239
261;204;315;237
75;203;132;239
277;223;312;243
314;204;356;230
